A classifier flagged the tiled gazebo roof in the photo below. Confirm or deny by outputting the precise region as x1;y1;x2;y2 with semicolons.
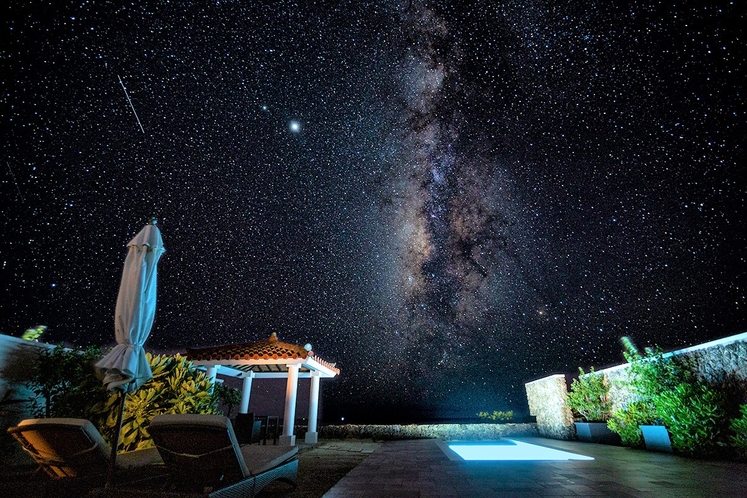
186;333;340;378
187;332;308;361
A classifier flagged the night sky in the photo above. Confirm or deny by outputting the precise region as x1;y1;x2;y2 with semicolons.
2;1;745;422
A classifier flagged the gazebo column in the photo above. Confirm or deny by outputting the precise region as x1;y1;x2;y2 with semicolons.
305;372;321;444
279;364;300;446
206;365;220;392
238;371;254;415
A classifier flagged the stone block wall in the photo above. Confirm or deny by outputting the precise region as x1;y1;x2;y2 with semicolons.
525;332;747;439
524;374;574;440
687;338;747;398
602;364;634;411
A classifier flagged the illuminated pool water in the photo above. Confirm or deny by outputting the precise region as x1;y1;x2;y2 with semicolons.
448;440;594;461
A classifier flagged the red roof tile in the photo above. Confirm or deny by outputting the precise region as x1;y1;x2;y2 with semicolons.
185;333;339;374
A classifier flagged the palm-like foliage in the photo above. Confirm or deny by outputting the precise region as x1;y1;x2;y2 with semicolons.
90;353;219;452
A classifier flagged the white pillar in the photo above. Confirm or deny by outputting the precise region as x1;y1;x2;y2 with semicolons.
305;372;321;444
206;365;220;392
239;372;254;415
279;364;299;446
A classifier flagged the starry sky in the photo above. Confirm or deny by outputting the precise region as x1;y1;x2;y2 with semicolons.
2;0;745;422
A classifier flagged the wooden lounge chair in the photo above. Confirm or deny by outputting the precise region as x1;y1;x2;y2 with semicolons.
147;413;298;497
7;418;162;479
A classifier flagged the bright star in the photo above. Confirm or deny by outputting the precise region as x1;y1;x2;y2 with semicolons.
289;120;301;133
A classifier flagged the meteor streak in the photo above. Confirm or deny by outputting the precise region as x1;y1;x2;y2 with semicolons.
6;162;25;202
118;75;145;134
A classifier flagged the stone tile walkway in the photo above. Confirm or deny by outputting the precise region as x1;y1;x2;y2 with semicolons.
313;440;382;455
324;437;747;497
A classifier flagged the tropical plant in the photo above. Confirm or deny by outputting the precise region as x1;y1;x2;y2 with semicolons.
21;325;47;341
607;401;656;447
214;382;242;418
729;404;747;460
566;367;611;422
26;344;107;419
477;410;514;422
90;353;219;452
25;346;220;453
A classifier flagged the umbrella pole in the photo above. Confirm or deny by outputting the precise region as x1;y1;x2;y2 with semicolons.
106;390;127;488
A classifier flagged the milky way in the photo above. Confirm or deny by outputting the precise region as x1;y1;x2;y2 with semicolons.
2;0;745;421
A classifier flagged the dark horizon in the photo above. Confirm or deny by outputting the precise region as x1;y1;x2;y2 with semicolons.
2;1;745;421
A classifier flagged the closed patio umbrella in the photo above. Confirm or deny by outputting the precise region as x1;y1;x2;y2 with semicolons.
95;217;164;483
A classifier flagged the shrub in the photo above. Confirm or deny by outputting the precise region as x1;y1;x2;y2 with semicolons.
477;410;514;422
655;381;727;457
607;401;655;447
566;367;611;422
624;342;693;409
606;339;691;446
729;404;747;460
26;344;108;419
26;346;220;453
608;338;734;458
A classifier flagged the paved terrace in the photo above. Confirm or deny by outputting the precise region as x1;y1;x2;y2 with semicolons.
323;437;747;497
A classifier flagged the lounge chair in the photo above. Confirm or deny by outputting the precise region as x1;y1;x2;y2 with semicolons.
148;413;298;497
7;418;162;479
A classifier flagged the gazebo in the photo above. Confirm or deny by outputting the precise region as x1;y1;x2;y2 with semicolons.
186;333;340;445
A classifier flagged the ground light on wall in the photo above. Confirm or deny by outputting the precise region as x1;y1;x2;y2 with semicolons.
445;440;594;461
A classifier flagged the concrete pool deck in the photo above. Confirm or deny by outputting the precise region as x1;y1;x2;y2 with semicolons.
323;437;747;497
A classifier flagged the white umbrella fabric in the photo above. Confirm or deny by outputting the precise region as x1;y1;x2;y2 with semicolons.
95;219;164;483
96;220;165;392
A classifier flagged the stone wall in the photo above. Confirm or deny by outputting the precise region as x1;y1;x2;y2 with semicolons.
602;364;634;411
524;374;574;440
599;332;747;410
319;423;538;441
685;337;747;396
525;331;747;439
0;334;53;421
0;334;53;466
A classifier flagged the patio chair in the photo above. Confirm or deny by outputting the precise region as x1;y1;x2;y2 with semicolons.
233;412;262;445
7;418;162;479
148;413;298;497
256;414;280;445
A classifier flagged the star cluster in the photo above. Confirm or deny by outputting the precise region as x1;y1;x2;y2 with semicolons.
2;0;744;422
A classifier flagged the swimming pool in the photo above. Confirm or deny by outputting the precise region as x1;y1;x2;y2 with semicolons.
446;439;594;461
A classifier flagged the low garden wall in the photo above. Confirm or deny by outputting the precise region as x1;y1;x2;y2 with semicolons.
319;422;538;440
0;334;54;466
524;331;747;439
0;334;53;422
